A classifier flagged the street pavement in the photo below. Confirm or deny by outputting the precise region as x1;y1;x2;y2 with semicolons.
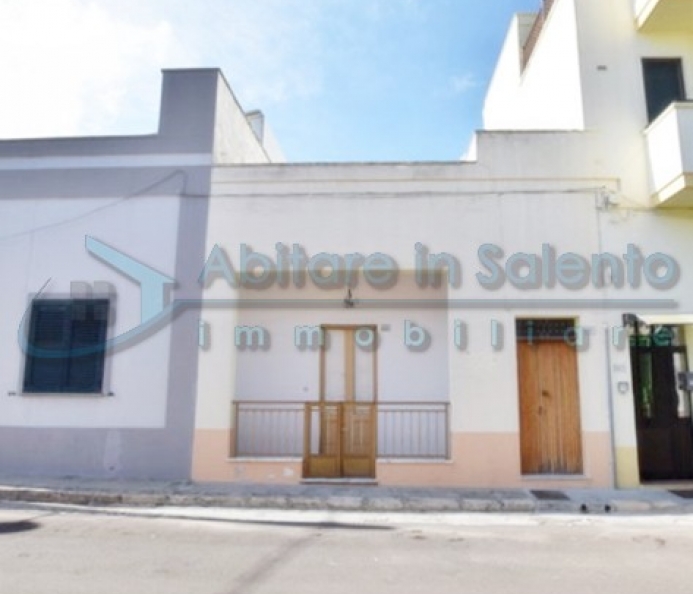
1;504;693;594
1;476;693;514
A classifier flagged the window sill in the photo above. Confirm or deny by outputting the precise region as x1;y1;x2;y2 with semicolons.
10;391;114;398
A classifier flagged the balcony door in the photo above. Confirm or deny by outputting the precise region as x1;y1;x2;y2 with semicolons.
303;326;377;479
643;58;685;123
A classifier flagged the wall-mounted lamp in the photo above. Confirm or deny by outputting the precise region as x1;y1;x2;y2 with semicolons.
596;188;620;211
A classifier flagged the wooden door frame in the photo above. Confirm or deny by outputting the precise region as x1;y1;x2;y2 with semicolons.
319;324;379;404
304;325;378;479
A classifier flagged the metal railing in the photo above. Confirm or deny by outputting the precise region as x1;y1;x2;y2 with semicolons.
522;0;556;70
377;402;450;459
233;401;304;457
232;400;450;460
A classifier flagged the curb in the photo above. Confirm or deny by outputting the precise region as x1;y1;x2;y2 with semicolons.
1;485;692;515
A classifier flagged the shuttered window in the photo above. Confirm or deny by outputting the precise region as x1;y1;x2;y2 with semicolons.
23;299;109;394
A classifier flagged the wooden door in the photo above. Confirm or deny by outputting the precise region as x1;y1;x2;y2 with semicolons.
303;326;377;479
518;340;583;474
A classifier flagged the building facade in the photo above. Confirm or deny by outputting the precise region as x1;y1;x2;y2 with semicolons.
0;70;277;478
1;0;692;488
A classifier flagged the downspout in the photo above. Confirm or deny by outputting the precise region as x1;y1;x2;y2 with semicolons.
595;188;619;488
604;326;618;488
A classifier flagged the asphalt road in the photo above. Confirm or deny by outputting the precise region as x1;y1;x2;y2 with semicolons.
0;505;691;594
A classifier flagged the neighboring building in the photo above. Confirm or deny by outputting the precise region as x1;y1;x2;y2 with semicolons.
1;0;692;488
0;70;279;479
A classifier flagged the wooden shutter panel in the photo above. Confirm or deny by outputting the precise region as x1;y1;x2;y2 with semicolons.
23;300;108;393
23;302;71;392
66;300;108;392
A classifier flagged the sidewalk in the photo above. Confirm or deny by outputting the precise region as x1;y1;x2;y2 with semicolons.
2;477;693;514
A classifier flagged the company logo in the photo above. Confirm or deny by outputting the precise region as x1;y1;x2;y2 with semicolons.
18;237;681;356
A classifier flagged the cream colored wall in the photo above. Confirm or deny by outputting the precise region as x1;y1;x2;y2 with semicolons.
483;0;693;207
576;1;693;131
485;0;693;136
195;154;693;487
574;0;693;205
193;161;630;485
599;208;693;485
194;271;241;432
483;0;584;131
192;0;693;485
233;275;449;404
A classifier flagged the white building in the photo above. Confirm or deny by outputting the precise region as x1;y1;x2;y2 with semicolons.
0;70;278;478
1;0;692;489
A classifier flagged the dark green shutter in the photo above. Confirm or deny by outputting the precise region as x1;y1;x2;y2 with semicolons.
23;299;108;393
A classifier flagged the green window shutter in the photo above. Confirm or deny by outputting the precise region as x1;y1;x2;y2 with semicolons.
23;301;71;392
66;300;108;393
23;299;108;394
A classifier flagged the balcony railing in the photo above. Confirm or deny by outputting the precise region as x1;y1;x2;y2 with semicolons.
377;403;450;459
233;401;305;457
644;101;693;207
634;0;693;33
232;400;450;460
522;0;556;70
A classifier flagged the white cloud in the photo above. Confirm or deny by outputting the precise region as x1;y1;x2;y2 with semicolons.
449;73;479;95
0;0;438;139
0;0;184;138
169;0;325;105
0;0;330;137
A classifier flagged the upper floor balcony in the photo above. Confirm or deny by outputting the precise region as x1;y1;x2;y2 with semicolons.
635;0;693;33
645;102;693;207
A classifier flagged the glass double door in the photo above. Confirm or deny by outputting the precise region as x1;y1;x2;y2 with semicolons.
303;326;377;479
631;334;693;481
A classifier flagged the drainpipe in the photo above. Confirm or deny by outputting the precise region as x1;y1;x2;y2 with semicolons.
595;188;620;489
604;327;619;488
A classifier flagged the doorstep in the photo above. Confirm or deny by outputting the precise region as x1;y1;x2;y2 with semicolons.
300;478;379;486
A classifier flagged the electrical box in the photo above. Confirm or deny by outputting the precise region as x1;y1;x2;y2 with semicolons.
677;372;693;392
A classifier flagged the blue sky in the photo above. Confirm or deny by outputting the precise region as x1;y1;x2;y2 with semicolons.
0;0;540;162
